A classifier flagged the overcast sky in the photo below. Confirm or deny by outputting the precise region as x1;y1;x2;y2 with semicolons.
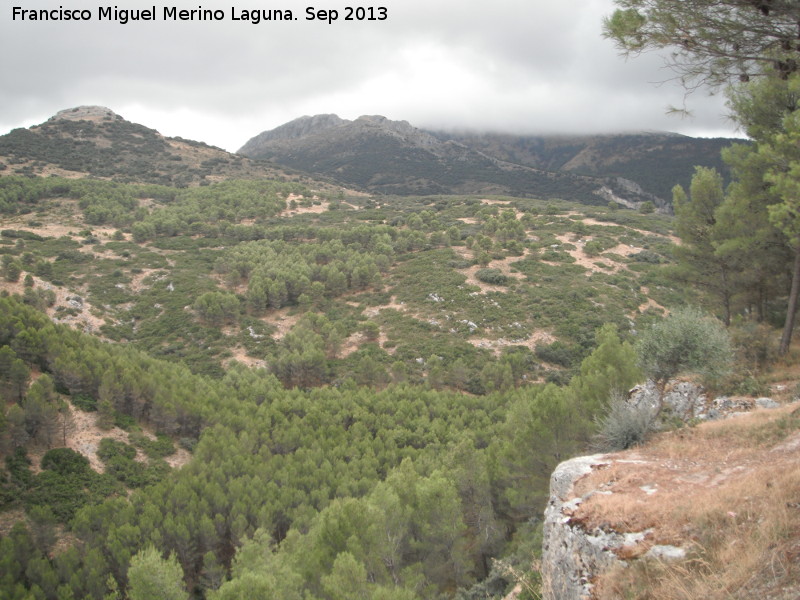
1;0;742;152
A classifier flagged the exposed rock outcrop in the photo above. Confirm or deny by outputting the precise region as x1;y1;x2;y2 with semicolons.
541;454;615;599
540;399;799;600
237;114;346;154
542;454;688;599
628;379;776;422
48;105;123;122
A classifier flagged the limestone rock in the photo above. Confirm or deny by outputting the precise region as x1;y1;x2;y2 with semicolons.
49;106;122;122
627;380;778;422
756;397;780;409
629;379;707;420
542;454;618;600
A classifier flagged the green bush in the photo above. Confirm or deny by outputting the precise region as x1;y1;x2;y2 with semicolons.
97;438;138;462
40;448;91;477
583;240;604;257
535;341;578;368
630;250;665;264
636;306;733;392
71;394;97;412
130;432;175;459
475;268;509;285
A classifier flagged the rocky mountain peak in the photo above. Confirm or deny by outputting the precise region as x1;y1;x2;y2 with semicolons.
264;114;346;141
48;106;123;123
353;115;440;148
237;114;346;155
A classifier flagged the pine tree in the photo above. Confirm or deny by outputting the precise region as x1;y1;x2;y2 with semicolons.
604;0;800;89
671;167;740;325
127;546;189;600
727;73;800;352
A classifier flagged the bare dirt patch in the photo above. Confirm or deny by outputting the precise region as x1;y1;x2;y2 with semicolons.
5;393;191;477
565;212;681;245
636;286;667;316
209;272;247;295
339;332;367;358
363;296;411;316
452;246;525;293
65;407;135;473
468;329;556;356
553;233;629;275
282;194;330;216
260;307;302;341
0;508;27;539
226;346;267;369
61;404;192;473
0;274;106;335
128;268;167;293
2;202;120;241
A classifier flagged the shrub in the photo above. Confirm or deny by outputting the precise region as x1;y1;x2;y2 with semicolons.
41;448;91;476
475;268;509;285
593;393;659;452
72;394;97;412
635;307;733;399
630;250;665;264
97;438;137;462
130;432;175;459
730;320;776;373
583;240;604;257
535;341;578;368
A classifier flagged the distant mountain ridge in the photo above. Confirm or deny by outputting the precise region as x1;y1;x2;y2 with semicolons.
239;113;741;206
0;107;741;206
237;114;631;204
431;129;739;201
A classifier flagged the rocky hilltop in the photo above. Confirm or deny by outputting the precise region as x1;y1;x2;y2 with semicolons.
48;105;124;123
541;394;800;599
0;106;296;186
239;113;347;149
240;114;441;156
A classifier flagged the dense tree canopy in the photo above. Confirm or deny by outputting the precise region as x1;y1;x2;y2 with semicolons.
604;0;800;89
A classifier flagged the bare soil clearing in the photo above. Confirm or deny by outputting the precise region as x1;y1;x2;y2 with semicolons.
25;404;192;475
468;329;556;356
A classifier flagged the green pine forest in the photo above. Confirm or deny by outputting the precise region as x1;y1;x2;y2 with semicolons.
2;72;800;600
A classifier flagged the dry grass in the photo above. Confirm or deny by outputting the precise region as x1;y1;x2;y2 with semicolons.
570;403;800;599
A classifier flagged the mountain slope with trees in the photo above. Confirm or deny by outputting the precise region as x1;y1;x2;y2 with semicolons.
430;130;736;202
238;113;739;206
0;106;311;188
0;88;798;599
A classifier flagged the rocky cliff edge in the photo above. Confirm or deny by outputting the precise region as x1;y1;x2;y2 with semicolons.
541;399;800;599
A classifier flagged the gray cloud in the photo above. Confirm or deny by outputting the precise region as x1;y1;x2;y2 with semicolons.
1;0;741;151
